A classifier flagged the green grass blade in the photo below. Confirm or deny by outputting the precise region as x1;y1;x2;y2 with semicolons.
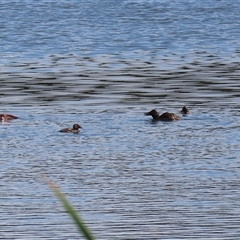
47;180;95;240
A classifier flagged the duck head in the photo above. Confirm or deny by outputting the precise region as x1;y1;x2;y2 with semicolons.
73;124;82;130
180;106;190;114
144;109;160;120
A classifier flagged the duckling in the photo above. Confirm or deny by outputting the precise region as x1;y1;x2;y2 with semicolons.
180;106;190;114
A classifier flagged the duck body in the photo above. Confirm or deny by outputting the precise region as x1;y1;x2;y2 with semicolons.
180;106;190;114
0;114;18;122
59;124;81;134
145;109;181;121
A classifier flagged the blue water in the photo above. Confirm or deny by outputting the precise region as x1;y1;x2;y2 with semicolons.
1;0;240;60
1;1;240;239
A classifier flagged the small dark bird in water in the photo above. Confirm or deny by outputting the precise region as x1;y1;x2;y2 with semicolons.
180;106;190;114
59;124;82;133
145;109;181;121
0;114;18;122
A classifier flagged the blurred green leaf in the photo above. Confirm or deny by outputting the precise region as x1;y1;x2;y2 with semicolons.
47;179;95;240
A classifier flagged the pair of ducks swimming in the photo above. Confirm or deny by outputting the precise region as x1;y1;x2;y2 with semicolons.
0;113;82;134
145;106;189;121
0;106;189;134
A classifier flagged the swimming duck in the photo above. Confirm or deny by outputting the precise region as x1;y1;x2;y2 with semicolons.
180;106;190;114
145;109;181;121
59;124;82;133
0;114;18;122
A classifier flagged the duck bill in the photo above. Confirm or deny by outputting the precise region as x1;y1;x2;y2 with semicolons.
144;111;151;116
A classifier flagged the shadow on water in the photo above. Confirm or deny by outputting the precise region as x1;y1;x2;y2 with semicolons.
1;54;240;112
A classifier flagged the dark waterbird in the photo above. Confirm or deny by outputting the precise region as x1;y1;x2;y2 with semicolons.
59;124;82;133
145;109;181;121
0;114;18;122
180;106;190;114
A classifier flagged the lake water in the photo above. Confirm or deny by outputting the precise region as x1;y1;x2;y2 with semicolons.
1;1;240;239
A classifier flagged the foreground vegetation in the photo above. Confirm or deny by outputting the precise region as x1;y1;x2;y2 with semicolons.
46;179;95;240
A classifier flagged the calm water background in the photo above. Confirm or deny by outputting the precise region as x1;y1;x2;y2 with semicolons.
1;0;240;239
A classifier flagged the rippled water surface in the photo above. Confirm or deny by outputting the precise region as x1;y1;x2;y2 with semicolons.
1;1;240;239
